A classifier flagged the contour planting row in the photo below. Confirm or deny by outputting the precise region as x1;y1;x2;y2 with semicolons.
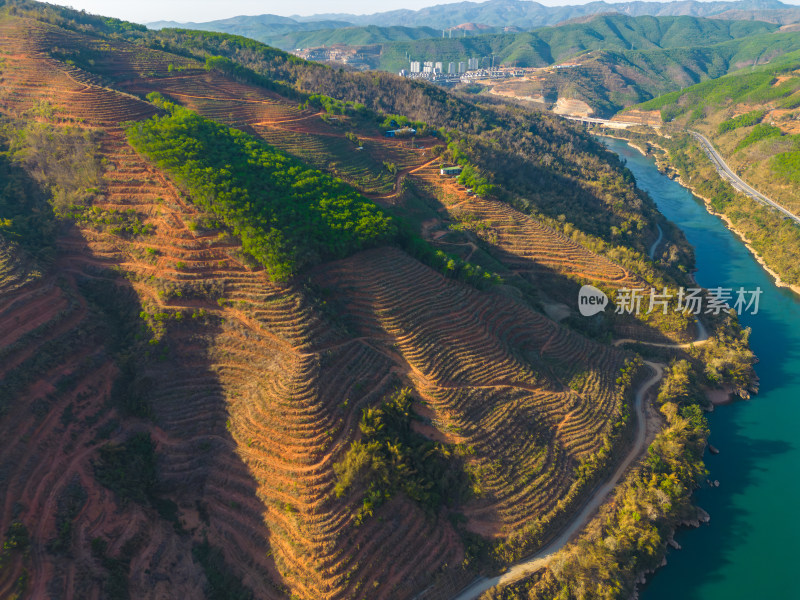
60;122;352;597
314;248;582;391
0;23;476;599
409;165;478;207
22;17;200;81
1;23;634;598
0;47;157;125
312;247;628;535
0;19;170;124
251;121;423;197
70;142;345;597
0;268;160;599
201;279;471;599
199;305;447;599
129;323;287;599
126;72;308;128
335;496;461;600
87;130;624;572
431;384;581;531
454;197;642;286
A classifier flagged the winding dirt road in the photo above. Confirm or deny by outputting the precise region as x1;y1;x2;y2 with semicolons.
450;361;665;600
649;223;664;260
613;319;709;349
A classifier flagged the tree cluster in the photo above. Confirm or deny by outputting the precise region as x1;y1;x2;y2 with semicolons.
333;389;470;524
126;95;396;280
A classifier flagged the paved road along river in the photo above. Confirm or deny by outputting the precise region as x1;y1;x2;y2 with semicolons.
604;137;800;600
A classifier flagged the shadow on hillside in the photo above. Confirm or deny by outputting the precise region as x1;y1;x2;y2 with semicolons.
74;269;289;599
414;194;691;349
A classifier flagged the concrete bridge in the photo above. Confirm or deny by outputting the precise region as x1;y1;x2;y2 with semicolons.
562;115;652;129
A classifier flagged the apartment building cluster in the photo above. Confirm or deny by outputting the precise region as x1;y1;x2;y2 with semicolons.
400;57;529;86
407;57;480;76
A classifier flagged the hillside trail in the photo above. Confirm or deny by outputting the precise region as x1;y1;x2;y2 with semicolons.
447;320;710;600
366;156;441;201
250;112;439;201
156;90;310;107
449;360;666;600
252;111;325;126
613;318;709;349
649;223;664;259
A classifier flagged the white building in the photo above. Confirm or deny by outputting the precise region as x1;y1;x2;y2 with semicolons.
448;62;455;74
410;61;420;73
434;61;443;73
458;61;466;73
423;61;434;74
468;57;479;70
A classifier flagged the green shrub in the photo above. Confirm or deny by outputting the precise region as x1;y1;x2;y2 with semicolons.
333;389;470;523
772;150;800;183
93;433;157;506
303;93;366;116
735;123;782;151
718;110;764;134
192;539;254;600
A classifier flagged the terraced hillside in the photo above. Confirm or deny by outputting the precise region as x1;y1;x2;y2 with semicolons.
95;39;659;305
0;5;738;600
312;248;633;536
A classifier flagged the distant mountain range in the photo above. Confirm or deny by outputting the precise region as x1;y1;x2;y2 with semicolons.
371;14;781;69
369;14;799;115
148;0;800;46
146;14;354;38
290;0;800;28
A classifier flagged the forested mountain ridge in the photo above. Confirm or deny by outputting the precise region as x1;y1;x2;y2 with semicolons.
367;14;780;72
150;0;800;32
147;20;448;51
0;1;755;599
485;27;800;117
612;49;800;287
148;10;786;57
158;10;800;121
148;14;354;35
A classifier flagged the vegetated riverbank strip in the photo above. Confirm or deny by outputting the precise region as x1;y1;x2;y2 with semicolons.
600;131;800;297
449;362;666;600
446;131;756;600
602;134;800;600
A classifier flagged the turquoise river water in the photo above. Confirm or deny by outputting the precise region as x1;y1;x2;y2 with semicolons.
602;137;800;599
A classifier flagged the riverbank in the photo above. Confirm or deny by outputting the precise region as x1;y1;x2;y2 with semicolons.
601;133;800;298
705;206;800;297
604;135;800;600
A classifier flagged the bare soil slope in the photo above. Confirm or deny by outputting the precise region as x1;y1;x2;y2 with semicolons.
0;14;667;600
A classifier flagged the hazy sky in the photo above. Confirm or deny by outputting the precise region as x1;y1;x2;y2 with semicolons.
46;0;800;23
